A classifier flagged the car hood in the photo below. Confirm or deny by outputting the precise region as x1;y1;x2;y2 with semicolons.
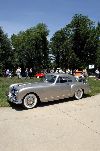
10;82;53;91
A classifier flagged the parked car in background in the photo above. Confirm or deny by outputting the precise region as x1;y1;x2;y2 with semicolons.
74;69;83;78
35;73;45;78
8;73;90;109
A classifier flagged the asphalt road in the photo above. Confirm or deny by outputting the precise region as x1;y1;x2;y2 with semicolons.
0;94;100;151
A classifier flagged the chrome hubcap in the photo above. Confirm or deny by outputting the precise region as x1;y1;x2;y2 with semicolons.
27;96;34;105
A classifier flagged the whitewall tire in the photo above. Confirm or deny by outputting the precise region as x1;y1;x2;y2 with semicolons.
74;89;83;100
23;93;38;109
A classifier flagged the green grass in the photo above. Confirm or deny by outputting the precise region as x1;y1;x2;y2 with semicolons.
0;76;100;107
88;77;100;96
0;77;41;107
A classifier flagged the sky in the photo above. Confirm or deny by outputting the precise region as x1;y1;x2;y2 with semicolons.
0;0;100;39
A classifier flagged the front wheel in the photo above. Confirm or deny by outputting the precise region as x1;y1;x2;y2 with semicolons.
22;93;38;109
74;89;83;100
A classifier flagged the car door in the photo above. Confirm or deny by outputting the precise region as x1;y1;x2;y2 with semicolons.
54;76;72;99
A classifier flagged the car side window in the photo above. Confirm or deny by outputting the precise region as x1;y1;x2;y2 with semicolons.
57;76;72;83
67;78;72;82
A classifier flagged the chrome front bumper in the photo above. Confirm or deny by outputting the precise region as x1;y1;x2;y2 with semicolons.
8;92;22;104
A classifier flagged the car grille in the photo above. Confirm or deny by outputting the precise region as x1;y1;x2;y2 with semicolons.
11;87;18;96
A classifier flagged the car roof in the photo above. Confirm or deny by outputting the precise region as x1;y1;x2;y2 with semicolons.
46;73;74;78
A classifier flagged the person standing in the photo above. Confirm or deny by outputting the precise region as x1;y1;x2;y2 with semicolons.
25;68;29;79
83;69;88;78
6;69;10;77
16;67;21;78
95;68;100;80
29;68;33;78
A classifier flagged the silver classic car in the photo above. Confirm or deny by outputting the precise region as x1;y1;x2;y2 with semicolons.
8;73;90;109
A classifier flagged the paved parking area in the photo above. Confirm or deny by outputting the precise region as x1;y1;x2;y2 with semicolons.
0;94;100;151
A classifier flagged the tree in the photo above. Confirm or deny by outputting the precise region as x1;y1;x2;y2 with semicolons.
50;14;100;70
50;26;77;70
50;29;65;69
0;27;14;75
11;23;50;72
96;22;100;67
70;14;97;68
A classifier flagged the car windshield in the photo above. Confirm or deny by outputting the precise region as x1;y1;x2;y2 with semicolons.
43;75;57;83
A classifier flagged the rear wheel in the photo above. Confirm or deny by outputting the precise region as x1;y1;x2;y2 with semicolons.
22;93;38;109
74;89;83;100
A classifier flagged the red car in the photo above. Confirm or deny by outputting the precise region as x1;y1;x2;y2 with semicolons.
35;73;45;78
